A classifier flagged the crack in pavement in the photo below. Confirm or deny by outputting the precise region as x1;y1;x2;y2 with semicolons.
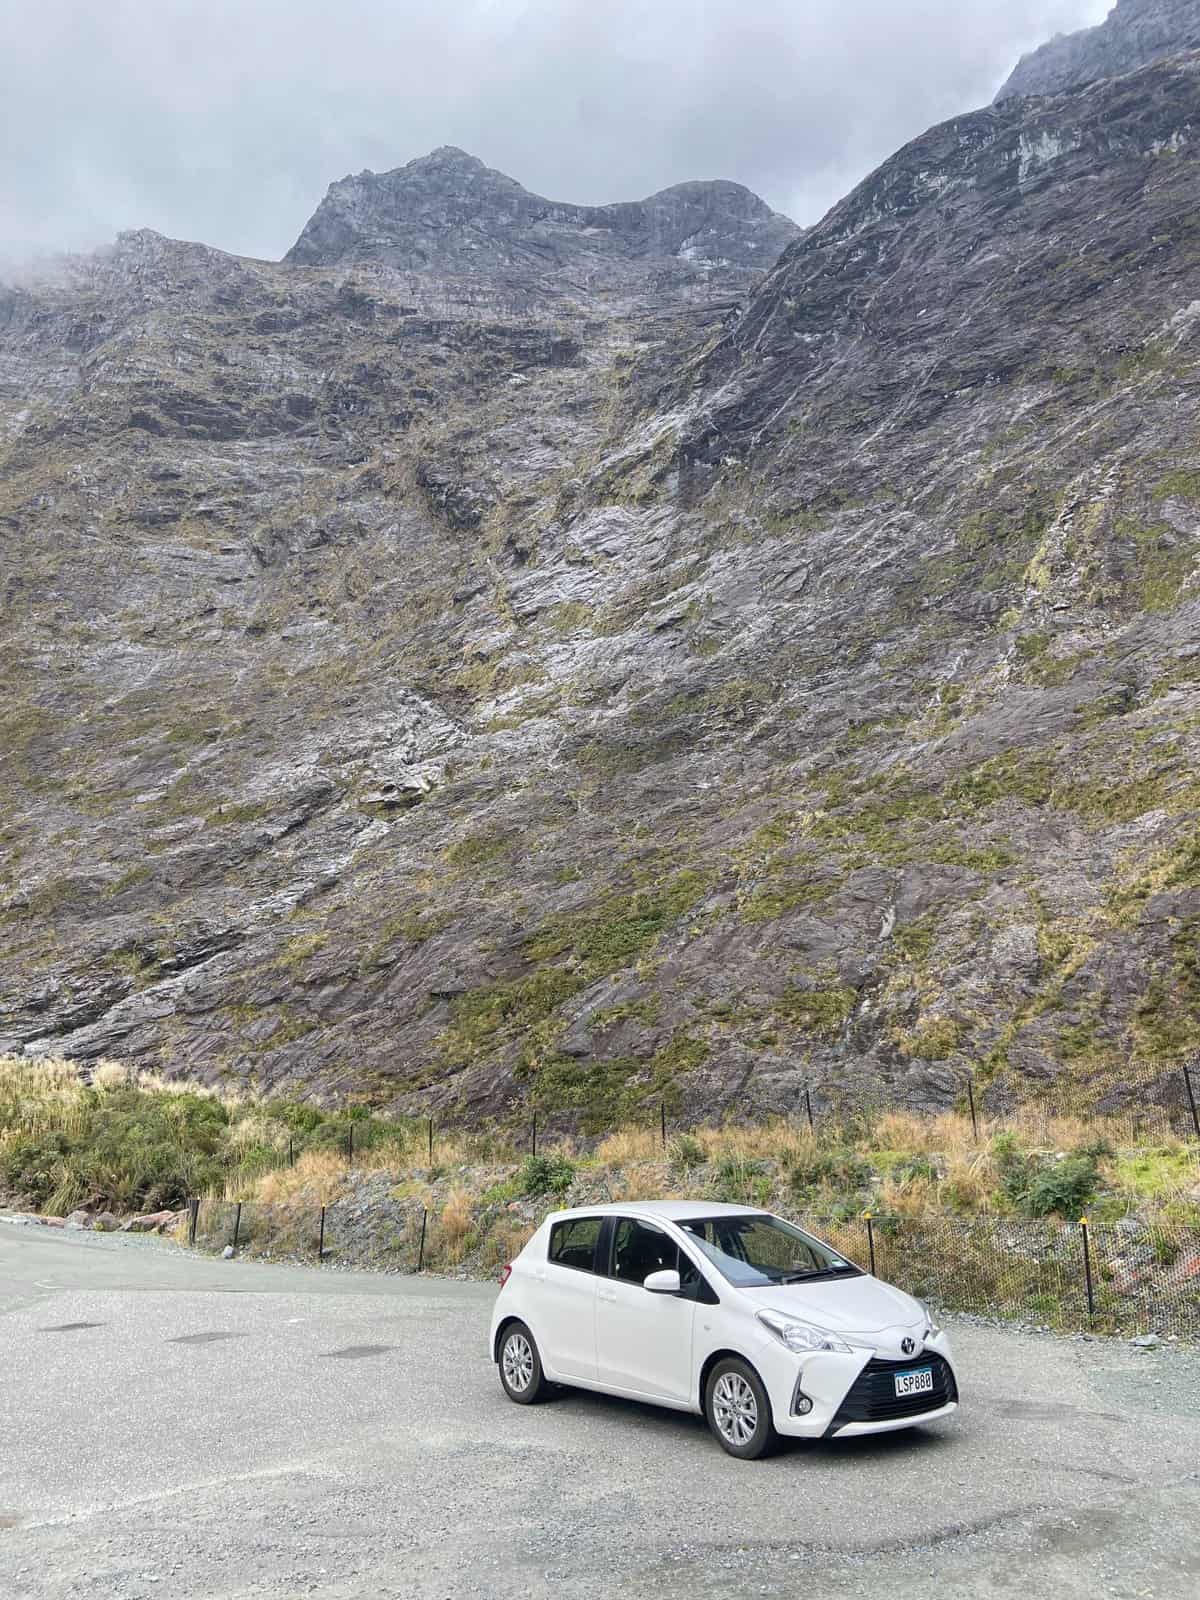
648;1501;1054;1567
166;1331;247;1345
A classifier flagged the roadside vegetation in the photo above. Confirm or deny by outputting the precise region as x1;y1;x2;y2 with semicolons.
3;1055;1196;1236
0;1056;428;1215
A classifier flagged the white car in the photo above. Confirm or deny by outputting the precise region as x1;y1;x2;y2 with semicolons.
489;1200;958;1458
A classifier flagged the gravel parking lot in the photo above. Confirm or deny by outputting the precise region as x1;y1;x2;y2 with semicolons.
1;1217;1198;1599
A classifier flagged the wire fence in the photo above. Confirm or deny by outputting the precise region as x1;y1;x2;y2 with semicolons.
790;1056;1200;1146
140;1057;1200;1201
516;1056;1200;1151
171;1051;1200;1341
189;1194;450;1275
802;1210;1200;1340
182;1193;1200;1341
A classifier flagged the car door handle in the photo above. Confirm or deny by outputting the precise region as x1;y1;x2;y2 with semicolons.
598;1287;617;1302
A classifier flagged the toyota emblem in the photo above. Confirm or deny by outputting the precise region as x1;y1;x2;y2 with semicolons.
901;1337;916;1356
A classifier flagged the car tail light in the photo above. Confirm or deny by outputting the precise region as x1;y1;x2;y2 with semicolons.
498;1262;512;1288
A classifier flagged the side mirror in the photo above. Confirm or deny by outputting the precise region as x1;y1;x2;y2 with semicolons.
644;1269;681;1295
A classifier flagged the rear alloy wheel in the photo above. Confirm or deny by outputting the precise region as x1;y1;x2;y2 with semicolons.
498;1321;552;1404
705;1358;779;1459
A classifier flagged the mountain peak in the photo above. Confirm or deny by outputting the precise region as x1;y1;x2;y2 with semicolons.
282;151;798;284
996;0;1200;101
424;145;486;165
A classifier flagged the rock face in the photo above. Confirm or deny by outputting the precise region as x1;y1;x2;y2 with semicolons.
286;146;799;310
996;0;1200;100
3;43;1200;1132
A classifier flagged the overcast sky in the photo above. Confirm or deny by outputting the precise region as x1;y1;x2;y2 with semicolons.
2;1;1112;261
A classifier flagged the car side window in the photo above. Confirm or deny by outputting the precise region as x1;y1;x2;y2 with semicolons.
676;1250;703;1295
548;1216;603;1272
609;1218;678;1284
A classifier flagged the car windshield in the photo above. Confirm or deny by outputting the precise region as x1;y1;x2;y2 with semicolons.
678;1214;863;1287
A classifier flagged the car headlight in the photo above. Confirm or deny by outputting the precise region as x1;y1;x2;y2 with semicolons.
757;1310;851;1354
919;1301;942;1340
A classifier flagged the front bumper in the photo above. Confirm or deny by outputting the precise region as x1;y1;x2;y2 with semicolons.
830;1401;958;1437
751;1330;959;1440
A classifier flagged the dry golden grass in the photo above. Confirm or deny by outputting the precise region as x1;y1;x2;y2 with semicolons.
595;1126;662;1165
394;1130;495;1168
246;1149;350;1206
440;1185;474;1262
607;1165;673;1202
694;1120;812;1164
354;1136;416;1171
867;1111;981;1156
479;1218;537;1269
227;1113;287;1154
0;1055;90;1140
1007;1107;1160;1152
878;1171;939;1217
940;1150;999;1211
1;1053;225;1115
90;1060;130;1090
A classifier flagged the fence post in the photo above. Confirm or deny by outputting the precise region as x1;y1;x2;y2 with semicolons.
318;1204;326;1262
1183;1062;1200;1141
966;1076;979;1142
417;1207;427;1272
660;1098;667;1149
1080;1216;1095;1324
864;1211;876;1277
804;1083;815;1135
231;1201;242;1253
188;1196;199;1247
288;1136;294;1168
428;1118;434;1164
347;1123;354;1163
531;1110;537;1158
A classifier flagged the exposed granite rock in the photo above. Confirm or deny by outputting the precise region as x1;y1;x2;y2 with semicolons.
3;54;1200;1133
285;145;799;310
996;0;1200;101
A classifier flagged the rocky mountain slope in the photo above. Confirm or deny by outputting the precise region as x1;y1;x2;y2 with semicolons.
997;0;1200;100
286;146;799;304
2;35;1200;1132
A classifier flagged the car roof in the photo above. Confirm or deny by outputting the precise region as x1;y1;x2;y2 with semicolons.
545;1200;767;1223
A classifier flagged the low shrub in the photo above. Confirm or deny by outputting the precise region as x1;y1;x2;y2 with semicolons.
893;1155;939;1185
712;1156;772;1205
1020;1155;1100;1220
786;1144;873;1198
0;1056;414;1215
516;1153;576;1197
993;1132;1101;1221
668;1133;706;1173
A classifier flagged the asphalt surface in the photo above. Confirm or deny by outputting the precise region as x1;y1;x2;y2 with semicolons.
1;1219;1198;1599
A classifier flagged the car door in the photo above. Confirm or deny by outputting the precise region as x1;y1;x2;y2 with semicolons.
594;1216;699;1403
532;1215;603;1381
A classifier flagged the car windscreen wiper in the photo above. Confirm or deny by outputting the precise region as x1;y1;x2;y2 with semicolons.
776;1264;863;1283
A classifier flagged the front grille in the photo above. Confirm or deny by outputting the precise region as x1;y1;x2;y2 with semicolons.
827;1354;957;1431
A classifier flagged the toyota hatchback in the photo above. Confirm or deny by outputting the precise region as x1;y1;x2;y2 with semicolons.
489;1201;958;1458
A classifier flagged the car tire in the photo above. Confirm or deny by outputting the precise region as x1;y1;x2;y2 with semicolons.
498;1321;552;1405
705;1357;779;1459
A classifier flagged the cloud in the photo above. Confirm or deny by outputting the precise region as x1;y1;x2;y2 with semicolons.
0;0;1112;261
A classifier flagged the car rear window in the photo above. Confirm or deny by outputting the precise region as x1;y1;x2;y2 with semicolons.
548;1216;603;1272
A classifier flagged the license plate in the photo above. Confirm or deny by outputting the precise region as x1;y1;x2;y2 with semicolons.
894;1367;933;1398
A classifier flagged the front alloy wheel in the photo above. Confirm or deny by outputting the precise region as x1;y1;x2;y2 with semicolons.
705;1357;778;1459
498;1321;551;1404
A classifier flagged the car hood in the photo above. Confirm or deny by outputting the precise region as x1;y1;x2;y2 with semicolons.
749;1274;924;1339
